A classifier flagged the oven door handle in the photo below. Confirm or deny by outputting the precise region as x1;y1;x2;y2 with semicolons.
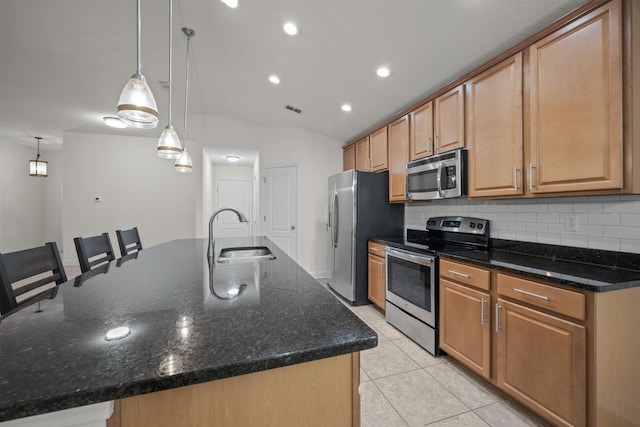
385;247;435;266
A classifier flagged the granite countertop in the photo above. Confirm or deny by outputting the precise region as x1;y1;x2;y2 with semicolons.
374;237;640;292
0;237;376;422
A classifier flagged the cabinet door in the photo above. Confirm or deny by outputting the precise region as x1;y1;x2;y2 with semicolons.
440;279;491;379
355;137;370;171
343;145;355;171
369;127;389;171
496;298;586;427
388;115;410;202
467;53;523;197
367;254;385;310
529;0;621;193
434;85;465;154
409;101;433;161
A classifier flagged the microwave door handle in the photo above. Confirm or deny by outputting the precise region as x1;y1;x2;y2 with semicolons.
436;162;444;198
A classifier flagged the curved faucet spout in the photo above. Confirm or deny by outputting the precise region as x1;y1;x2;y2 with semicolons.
207;208;249;260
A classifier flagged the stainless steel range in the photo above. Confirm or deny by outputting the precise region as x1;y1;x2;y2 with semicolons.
384;216;490;355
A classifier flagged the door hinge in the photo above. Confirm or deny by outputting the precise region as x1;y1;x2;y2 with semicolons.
264;216;266;221
262;177;267;183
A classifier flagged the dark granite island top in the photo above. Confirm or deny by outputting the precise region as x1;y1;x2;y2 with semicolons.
0;237;376;423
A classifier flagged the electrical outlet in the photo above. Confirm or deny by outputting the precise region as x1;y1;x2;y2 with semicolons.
565;215;578;232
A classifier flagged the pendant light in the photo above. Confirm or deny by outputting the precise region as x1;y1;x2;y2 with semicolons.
157;0;181;158
117;0;159;129
175;27;194;173
29;137;48;177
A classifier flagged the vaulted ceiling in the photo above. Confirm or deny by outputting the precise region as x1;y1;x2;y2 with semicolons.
0;0;590;151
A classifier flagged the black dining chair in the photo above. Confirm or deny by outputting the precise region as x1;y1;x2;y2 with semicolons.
0;242;67;316
116;227;143;257
74;233;117;273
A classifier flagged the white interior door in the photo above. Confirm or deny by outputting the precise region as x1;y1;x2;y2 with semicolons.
215;178;251;238
264;165;297;260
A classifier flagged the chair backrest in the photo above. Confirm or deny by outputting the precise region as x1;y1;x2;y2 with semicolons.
0;242;67;315
74;233;116;273
116;227;143;257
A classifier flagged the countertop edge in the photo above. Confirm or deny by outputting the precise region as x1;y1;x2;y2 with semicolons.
0;336;376;422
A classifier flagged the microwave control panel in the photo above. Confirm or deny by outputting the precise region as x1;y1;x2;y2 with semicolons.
443;166;457;189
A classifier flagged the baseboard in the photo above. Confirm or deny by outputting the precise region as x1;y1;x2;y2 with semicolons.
307;270;330;280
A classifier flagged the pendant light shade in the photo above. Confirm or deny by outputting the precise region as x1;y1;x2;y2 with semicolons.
117;0;159;129
174;148;193;173
157;0;182;158
175;27;195;174
29;137;48;178
158;125;182;158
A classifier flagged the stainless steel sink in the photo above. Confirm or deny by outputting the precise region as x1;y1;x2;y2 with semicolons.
217;246;276;263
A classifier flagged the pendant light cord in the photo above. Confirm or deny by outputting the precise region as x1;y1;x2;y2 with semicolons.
137;0;142;74
35;137;42;159
168;0;173;124
183;29;192;148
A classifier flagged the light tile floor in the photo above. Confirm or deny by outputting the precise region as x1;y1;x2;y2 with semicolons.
318;281;549;427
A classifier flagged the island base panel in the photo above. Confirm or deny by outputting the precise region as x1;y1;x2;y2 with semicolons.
109;353;360;427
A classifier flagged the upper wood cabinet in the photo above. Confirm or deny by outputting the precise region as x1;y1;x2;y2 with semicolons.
528;0;622;194
409;101;433;161
369;127;388;171
343;144;355;171
434;85;465;154
354;136;370;171
388;115;410;202
467;53;524;197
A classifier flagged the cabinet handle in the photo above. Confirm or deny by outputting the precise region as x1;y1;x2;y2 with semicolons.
514;166;520;191
435;135;439;152
480;298;486;325
529;163;536;190
495;304;502;332
513;288;549;301
447;269;470;278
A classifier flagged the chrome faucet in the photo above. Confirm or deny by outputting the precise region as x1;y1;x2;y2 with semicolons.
207;208;248;259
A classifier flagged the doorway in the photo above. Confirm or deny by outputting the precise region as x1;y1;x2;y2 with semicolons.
214;178;251;238
263;165;298;260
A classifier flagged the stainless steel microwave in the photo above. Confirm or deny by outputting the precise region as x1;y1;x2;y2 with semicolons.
405;149;467;200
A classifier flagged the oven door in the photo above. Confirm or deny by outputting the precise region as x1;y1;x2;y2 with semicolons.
385;247;436;326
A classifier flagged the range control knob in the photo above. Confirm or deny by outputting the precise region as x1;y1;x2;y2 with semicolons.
469;222;476;229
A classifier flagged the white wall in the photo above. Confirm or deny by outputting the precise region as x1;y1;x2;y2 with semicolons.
406;195;640;254
0;139;62;253
193;114;343;275
61;132;196;264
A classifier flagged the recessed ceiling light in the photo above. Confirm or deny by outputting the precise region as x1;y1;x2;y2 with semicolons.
341;104;352;112
376;67;391;78
283;22;298;36
226;155;240;162
103;116;127;128
269;75;281;85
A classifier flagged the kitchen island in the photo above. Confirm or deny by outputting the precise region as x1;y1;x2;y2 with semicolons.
0;237;376;426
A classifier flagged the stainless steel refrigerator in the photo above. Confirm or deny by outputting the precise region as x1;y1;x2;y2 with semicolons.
327;170;404;305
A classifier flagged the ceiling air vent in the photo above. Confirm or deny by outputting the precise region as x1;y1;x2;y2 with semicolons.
285;105;303;114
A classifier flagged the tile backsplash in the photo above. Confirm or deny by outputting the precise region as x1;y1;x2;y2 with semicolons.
405;195;640;254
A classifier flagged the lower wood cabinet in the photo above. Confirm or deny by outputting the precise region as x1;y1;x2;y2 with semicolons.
367;242;386;310
496;298;586;427
440;278;491;379
440;259;591;427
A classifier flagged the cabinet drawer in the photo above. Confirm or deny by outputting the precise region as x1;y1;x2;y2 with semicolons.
497;274;585;321
368;241;386;257
440;259;490;291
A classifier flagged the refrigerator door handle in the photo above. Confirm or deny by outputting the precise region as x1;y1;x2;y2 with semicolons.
332;192;339;247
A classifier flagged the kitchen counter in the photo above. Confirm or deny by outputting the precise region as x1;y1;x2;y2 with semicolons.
374;237;640;292
0;237;376;423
